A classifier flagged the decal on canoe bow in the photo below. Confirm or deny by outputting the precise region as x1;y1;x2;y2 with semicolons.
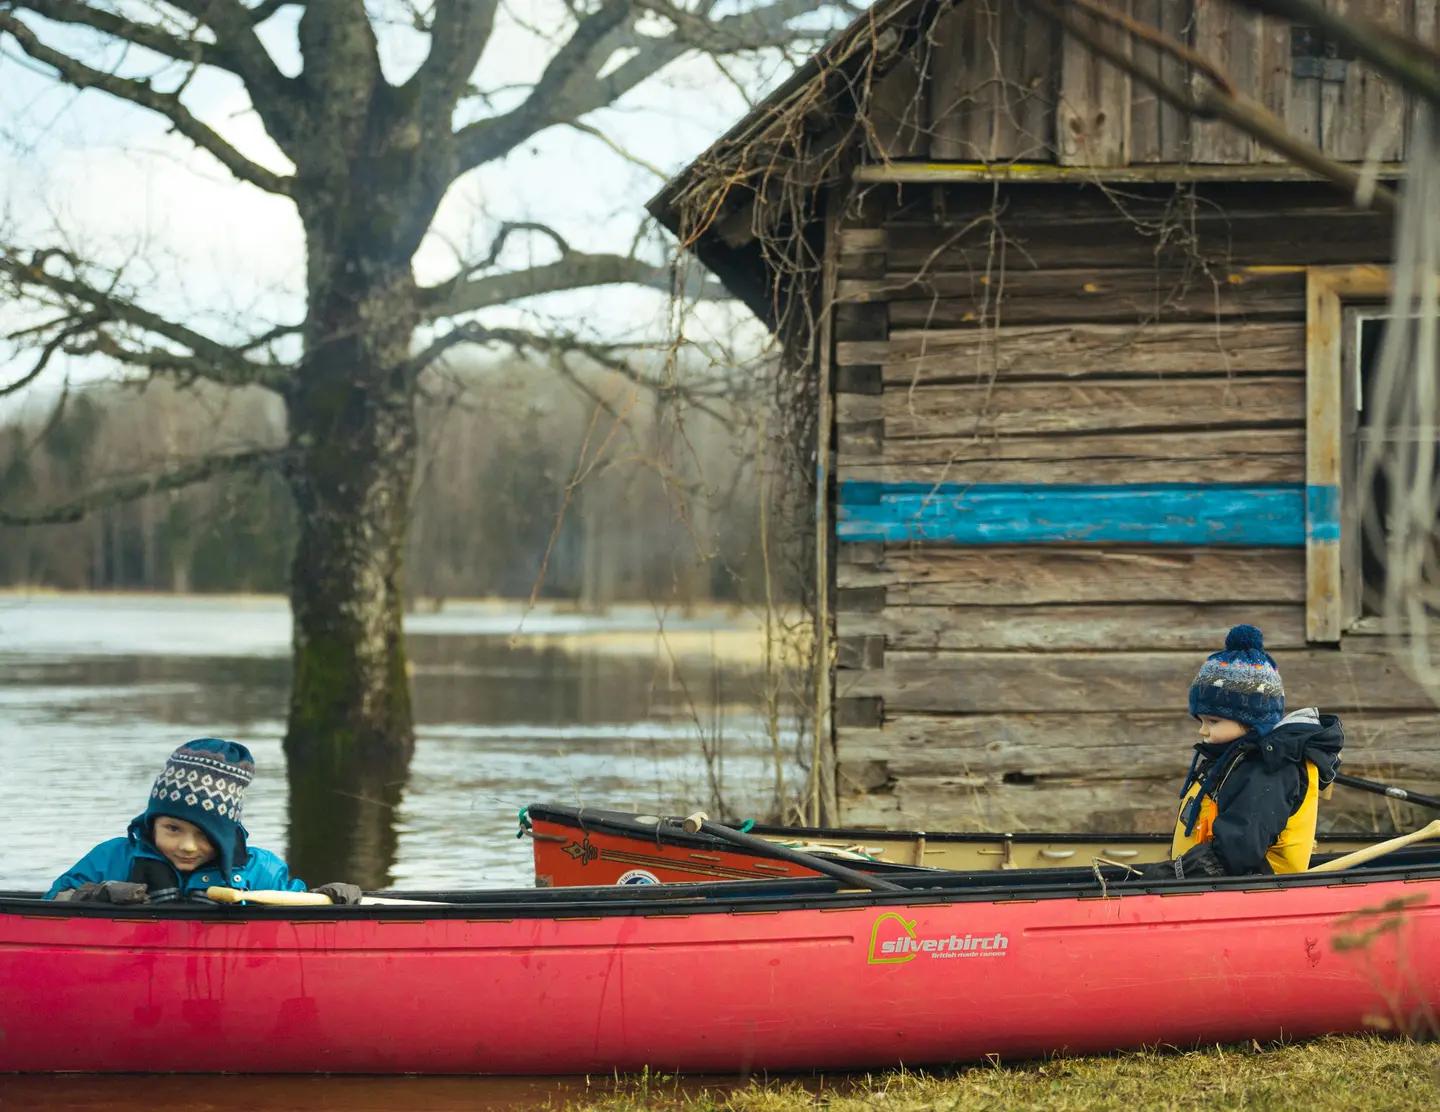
561;838;598;864
869;911;1010;964
616;869;660;885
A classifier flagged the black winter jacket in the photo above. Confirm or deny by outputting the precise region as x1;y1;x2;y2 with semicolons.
1175;707;1345;876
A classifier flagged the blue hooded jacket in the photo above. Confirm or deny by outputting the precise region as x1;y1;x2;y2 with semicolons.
45;814;307;900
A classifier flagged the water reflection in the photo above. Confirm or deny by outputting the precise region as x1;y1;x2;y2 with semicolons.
0;1071;854;1110
0;595;799;891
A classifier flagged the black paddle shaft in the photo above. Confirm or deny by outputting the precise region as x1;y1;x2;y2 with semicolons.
695;819;907;893
1335;772;1440;812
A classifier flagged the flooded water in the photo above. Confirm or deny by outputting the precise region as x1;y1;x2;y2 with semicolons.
0;593;801;892
0;594;815;1104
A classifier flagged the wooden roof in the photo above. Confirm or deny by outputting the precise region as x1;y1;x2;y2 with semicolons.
649;0;1421;325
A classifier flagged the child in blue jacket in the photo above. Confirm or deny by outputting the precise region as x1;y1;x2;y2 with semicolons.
46;738;361;905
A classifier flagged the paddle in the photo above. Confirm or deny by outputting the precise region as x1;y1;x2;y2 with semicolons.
1309;819;1440;873
205;887;444;906
1334;772;1440;813
681;812;906;893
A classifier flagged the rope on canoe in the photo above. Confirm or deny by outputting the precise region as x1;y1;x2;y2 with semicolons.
515;807;532;839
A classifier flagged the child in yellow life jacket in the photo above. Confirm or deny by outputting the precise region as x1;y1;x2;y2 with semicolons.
1138;625;1344;881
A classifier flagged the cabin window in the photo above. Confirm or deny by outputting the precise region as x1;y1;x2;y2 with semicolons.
1340;310;1440;632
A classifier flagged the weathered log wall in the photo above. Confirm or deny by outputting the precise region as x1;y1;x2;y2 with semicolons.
830;180;1434;836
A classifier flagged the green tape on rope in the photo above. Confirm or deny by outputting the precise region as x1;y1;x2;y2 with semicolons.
738;819;755;833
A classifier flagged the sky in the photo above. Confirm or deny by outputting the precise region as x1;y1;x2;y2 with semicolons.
0;0;845;409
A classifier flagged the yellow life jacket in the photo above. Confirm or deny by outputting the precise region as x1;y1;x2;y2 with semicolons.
1171;759;1321;874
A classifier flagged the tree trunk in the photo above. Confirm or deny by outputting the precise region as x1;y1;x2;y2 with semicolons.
282;247;420;891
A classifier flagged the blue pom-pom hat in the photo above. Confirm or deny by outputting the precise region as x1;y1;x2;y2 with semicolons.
138;738;254;875
1188;624;1286;734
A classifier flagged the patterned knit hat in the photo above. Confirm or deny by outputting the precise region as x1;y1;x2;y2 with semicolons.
1188;625;1286;734
142;739;254;872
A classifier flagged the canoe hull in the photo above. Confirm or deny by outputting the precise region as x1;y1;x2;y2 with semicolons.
3;875;1436;1074
526;804;1380;887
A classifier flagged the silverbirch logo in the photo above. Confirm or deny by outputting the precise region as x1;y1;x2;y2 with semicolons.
867;911;1010;964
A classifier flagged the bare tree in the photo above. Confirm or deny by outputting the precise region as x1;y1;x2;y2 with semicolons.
0;0;844;885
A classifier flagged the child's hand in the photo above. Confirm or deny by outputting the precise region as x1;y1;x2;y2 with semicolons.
309;882;363;905
54;881;149;905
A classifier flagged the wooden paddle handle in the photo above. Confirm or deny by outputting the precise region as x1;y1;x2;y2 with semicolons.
207;887;334;905
1309;819;1440;873
682;811;709;833
205;887;444;906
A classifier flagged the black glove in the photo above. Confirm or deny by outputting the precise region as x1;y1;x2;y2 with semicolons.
1135;860;1180;882
310;882;363;905
1173;843;1229;879
1135;845;1230;882
53;881;149;905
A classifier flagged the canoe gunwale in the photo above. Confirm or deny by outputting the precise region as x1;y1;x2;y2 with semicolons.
523;802;1384;854
7;846;1440;922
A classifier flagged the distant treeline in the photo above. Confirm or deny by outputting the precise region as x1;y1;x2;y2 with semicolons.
0;359;799;606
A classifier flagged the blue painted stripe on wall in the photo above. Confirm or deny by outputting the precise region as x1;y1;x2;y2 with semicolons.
836;482;1308;546
1306;484;1340;543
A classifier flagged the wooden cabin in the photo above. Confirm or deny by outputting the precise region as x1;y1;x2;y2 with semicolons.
650;0;1440;835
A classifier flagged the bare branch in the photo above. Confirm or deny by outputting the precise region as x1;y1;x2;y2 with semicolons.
0;10;293;194
569;120;667;178
1;250;294;390
407;323;733;422
295;0;383;128
0;447;287;526
237;320;304;353
418;250;730;319
0;317;96;397
454;0;636;171
404;0;501;133
66;332;295;386
164;0;305;148
10;0;226;69
455;0;834;173
247;0;293;24
476;221;573;270
640;0;836;54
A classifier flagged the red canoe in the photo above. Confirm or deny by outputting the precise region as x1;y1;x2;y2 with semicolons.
3;855;1439;1074
523;802;1379;887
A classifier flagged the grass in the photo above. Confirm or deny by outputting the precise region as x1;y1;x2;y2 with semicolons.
571;1037;1440;1112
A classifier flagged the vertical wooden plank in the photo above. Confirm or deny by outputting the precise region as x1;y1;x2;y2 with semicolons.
929;1;993;160
994;0;1057;159
1320;0;1406;161
1418;0;1439;47
1307;269;1343;643
1129;0;1163;162
867;55;926;160
1413;0;1440;159
1255;11;1293;163
1057;0;1131;166
1129;0;1191;162
1287;54;1323;146
1191;0;1258;162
